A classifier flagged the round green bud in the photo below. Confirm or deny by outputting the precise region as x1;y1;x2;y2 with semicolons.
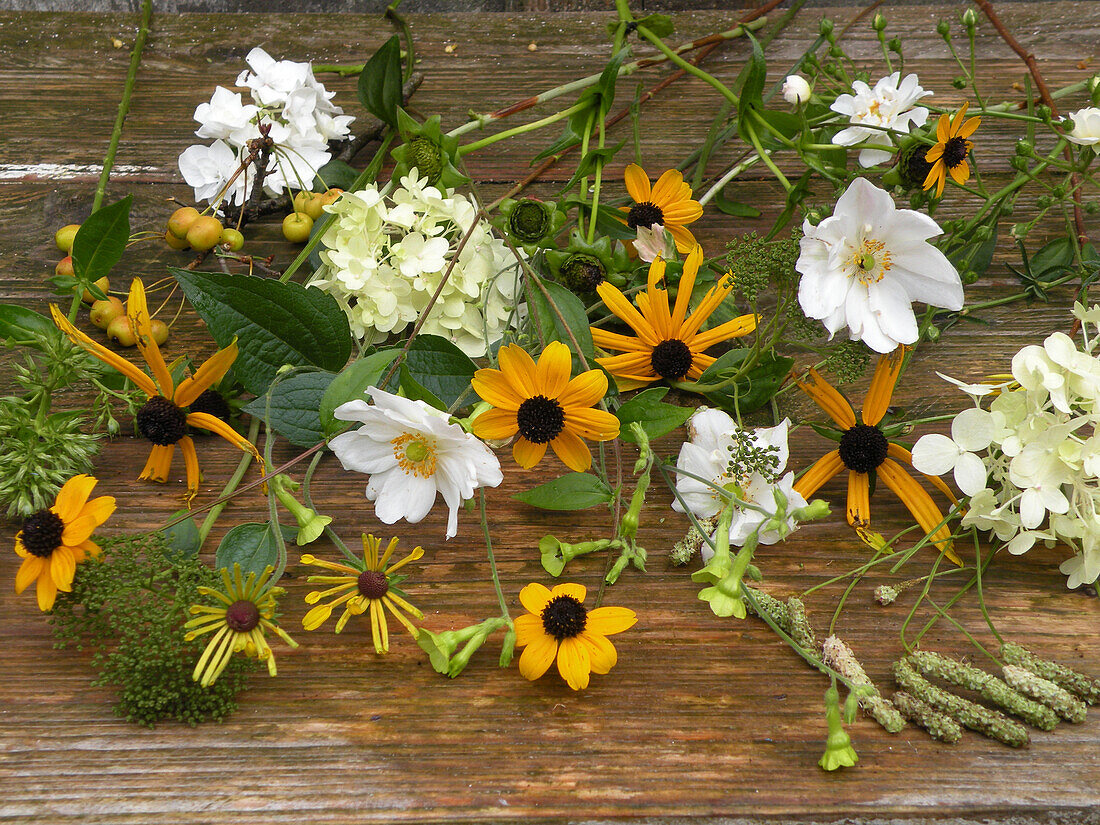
558;253;606;294
888;37;902;53
974;225;992;241
1010;155;1029;172
507;199;553;244
819;17;834;37
1036;194;1052;208
408;137;444;184
952;77;968;89
1015;140;1033;157
962;8;978;29
961;269;980;285
1051;185;1066;199
937;20;951;38
872;12;887;30
1086;201;1100;214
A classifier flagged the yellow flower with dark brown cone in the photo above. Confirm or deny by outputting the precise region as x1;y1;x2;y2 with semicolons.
923;102;981;197
14;474;115;611
50;278;261;505
591;246;757;391
621;163;703;253
514;582;636;691
471;341;620;472
792;347;962;564
300;534;424;654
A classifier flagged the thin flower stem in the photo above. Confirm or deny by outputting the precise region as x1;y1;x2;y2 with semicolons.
636;24;739;108
970;527;1004;645
457;102;587;156
197;417;261;546
741;120;792;192
479;489;512;625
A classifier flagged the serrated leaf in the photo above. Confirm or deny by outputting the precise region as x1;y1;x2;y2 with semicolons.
402;334;478;410
359;35;403;127
215;522;295;578
171;268;351;396
616;387;694;442
71;195;132;284
319;348;402;435
242;370;336;447
513;473;612;511
0;304;59;348
161;510;201;559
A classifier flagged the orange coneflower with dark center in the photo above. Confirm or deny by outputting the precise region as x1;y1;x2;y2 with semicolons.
923;102;981;197
793;347;961;563
51;278;262;505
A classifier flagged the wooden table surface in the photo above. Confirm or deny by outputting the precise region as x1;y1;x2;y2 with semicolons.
1;4;1099;823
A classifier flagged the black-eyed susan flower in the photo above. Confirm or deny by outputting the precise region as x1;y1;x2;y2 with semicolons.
184;564;298;687
923;102;981;197
621;163;703;253
301;534;424;654
514;582;636;691
51;278;262;505
471;341;620;472
591;245;757;391
792;347;961;563
14;474;115;611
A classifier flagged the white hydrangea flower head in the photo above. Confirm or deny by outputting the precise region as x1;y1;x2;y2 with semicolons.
796;177;964;353
328;387;503;539
830;72;931;166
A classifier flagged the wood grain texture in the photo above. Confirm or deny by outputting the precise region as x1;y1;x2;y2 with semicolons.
1;5;1099;824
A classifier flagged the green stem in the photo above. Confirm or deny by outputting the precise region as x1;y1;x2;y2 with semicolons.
94;0;152;212
636;24;739;107
457;102;587;156
479;489;512;624
742;120;792;191
197;417;261;546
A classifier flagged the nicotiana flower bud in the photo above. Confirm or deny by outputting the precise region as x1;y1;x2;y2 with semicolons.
539;535;610;577
819;686;859;771
783;74;812;105
417;617;508;677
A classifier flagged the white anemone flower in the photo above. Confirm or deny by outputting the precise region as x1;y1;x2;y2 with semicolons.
830;72;931;166
796;177;965;353
911;407;994;496
328;387;503;539
633;223;676;263
672;408;806;551
782;75;812;105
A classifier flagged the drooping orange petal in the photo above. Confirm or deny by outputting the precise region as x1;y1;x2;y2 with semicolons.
186;412;262;466
174;341;239;407
651;168;686;206
596;282;660;346
924;144;945;162
862;346;906;426
15;556;44;595
471;408;520;440
37;572;58;611
139;444;175;483
180;436;201;506
661;200;703;224
671;245;703;330
958;116;981;139
518;633;558;681
793;449;845;499
550;428;593;472
877;459;962;565
887;443;959;505
689;313;758;350
936;111;951;142
61;495;115;546
127;278;175;398
666;223;698;254
52;474;97;522
556;636;591;690
949;101;970;135
623;163;652;204
578;631;618;674
50;304;158;397
513;437;547;469
949;159;970;185
591;327;651;354
50;545;76;592
676;276;736;340
846;471;870;527
795;369;857;429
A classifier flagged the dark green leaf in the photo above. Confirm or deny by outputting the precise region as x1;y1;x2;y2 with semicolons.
698;349;794;415
616;387;694;442
1029;236;1076;278
358;35;403;127
161;510;201;559
242;370;336;447
0;304;59;348
71;195;132;284
403;334;478;410
172;268;351;396
712;189;762;218
215;522;296;578
399;363;446;411
513;473;612;511
557;141;626;195
736;32;767;138
313;159;359;191
529;279;595;371
319;348;402;435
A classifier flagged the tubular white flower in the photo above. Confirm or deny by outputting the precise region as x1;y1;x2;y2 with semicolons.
796;177;964;353
830;72;931;166
328;387;503;539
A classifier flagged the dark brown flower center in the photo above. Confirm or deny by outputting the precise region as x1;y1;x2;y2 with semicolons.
838;424;889;473
627;201;664;230
943;136;971;169
516;395;565;444
650;338;693;381
136;396;187;446
21;509;64;558
357;570;389;600
225;599;260;632
188;389;232;423
541;594;587;640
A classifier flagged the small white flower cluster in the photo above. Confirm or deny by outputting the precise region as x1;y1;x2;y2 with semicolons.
309;170;522;357
673;408;807;553
830;72;931;167
912;304;1100;588
178;47;354;207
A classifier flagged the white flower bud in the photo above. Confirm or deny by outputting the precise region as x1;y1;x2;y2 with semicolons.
782;74;812;105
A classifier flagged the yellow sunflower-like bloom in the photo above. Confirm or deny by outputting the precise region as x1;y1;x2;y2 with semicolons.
620;163;703;253
184;564;298;687
14;474;116;611
792;347;961;563
471;340;620;472
592;246;757;391
923;102;981;197
301;534;424;654
514;582;636;691
50;278;261;505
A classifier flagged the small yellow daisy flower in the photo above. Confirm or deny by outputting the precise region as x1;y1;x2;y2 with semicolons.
621;163;703;253
923;102;981;197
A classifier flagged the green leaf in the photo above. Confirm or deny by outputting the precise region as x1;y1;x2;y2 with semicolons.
171;268;351;396
1029;236;1076;278
712;189;762;218
359;35;403;128
215;522;296;578
736;32;767;136
403;334;478;410
71;195;132;284
616;387;694;442
313;159;359;191
637;13;674;38
399;363;446;411
698;349;794;415
513;473;612;511
557;141;626;195
529;279;595;370
319;348;402;435
161;510;201;559
0;304;59;348
242;370;336;447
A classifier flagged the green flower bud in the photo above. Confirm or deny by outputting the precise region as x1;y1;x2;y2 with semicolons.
557;252;607;294
819;686;859;771
962;7;978;30
407;137;444;183
926;324;941;342
961;269;980;285
952;77;968;90
871;12;887;31
1086;201;1100;214
271;474;333;546
819;17;834;37
1009;155;1029;172
936;19;951;38
1015;139;1033;157
888;37;902;54
539;535;609;577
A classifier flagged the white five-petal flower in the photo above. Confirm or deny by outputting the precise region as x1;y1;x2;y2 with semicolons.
796;177;965;353
830;72;931;166
328;387;503;539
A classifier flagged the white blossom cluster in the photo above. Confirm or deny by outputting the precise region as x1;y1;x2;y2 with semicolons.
309;170;522;357
912;304;1100;588
178;47;354;207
